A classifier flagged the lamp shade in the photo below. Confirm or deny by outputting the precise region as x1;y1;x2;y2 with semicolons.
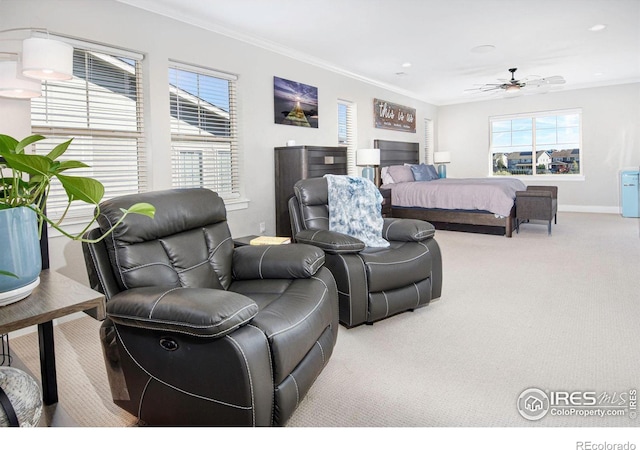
433;151;451;164
356;148;380;166
0;61;42;99
21;37;73;81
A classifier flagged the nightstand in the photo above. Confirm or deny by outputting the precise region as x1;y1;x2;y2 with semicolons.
380;188;392;217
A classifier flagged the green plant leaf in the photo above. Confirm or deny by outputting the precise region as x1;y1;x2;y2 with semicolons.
57;174;105;204
46;139;73;160
0;270;19;279
121;202;156;218
0;134;19;154
16;134;46;154
2;153;53;177
56;160;90;172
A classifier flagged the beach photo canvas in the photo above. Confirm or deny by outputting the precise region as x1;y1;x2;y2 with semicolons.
274;76;318;128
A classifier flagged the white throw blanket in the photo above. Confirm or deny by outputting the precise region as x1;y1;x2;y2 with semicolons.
324;174;389;248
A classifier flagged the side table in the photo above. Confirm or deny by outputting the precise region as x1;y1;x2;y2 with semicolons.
233;235;259;247
0;270;105;405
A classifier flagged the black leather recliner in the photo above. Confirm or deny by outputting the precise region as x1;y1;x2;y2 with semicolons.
288;177;443;328
82;188;338;426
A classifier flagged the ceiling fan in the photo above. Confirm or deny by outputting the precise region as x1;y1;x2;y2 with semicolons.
466;68;566;95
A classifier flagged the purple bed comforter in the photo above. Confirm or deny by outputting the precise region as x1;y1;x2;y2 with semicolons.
386;178;526;217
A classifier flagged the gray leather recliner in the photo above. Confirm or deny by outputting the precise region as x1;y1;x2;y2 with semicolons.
288;177;443;328
82;188;338;426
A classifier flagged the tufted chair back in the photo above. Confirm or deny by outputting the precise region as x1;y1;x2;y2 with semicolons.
96;188;234;293
290;177;331;234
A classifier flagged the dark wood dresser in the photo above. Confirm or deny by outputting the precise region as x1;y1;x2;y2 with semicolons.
275;145;347;237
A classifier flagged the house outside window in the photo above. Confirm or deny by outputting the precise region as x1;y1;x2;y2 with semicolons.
338;100;357;176
31;40;145;223
169;62;239;199
490;109;582;177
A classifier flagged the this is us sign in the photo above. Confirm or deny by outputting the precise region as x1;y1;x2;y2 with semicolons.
373;98;416;133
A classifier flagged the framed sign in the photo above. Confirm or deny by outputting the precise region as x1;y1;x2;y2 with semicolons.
373;98;416;133
274;76;318;128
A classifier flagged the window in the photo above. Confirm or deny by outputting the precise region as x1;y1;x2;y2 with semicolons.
338;100;357;176
169;62;239;198
31;40;145;223
490;109;581;177
424;118;434;164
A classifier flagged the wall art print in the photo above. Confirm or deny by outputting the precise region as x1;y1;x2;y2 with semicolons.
373;98;416;133
274;76;318;128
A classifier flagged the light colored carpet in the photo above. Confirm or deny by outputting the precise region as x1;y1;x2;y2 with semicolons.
9;212;640;428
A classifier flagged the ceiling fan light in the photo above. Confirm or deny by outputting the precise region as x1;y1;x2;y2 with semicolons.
505;84;521;93
21;37;74;81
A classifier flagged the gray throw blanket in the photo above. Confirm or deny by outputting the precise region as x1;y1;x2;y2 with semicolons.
324;174;389;248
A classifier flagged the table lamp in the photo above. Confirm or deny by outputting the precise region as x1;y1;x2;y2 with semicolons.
357;148;380;183
433;151;451;178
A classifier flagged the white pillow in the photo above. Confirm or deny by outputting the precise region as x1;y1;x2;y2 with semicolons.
381;166;395;185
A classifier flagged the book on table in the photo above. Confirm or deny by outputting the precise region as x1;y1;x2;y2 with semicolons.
249;236;291;245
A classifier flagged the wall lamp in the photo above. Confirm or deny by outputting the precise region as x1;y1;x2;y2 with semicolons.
0;28;73;99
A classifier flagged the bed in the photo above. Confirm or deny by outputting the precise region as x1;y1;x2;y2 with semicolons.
374;139;525;237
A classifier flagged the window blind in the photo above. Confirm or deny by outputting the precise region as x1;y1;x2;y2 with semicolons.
338;100;357;176
31;42;145;222
424;118;434;164
169;62;239;198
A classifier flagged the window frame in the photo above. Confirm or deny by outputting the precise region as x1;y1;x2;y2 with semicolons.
338;99;357;176
489;108;583;179
30;35;146;226
168;60;240;200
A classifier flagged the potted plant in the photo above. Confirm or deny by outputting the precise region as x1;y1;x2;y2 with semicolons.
0;133;155;306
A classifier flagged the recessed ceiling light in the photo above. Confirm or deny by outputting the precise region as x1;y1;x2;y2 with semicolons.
589;24;607;31
470;45;496;54
402;62;412;68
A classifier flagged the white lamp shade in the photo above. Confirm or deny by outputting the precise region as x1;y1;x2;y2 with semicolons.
22;37;74;81
0;61;42;99
433;151;451;164
356;148;380;166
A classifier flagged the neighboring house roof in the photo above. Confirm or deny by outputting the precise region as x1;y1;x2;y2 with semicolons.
506;151;550;160
550;149;580;158
86;51;230;137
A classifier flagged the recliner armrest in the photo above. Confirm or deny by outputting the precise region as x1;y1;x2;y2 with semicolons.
382;218;435;242
106;286;258;338
233;243;325;279
294;229;366;254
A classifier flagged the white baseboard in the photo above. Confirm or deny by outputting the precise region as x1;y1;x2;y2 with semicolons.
559;205;621;214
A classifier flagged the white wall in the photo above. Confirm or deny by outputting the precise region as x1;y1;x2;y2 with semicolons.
0;0;437;284
438;83;640;212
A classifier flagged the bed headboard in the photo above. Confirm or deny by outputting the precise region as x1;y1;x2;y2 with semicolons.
373;140;419;167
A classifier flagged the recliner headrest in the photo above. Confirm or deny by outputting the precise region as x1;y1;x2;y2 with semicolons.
97;188;227;244
294;178;328;206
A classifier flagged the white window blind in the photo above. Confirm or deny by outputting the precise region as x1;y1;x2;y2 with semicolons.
31;41;146;222
169;62;239;198
338;100;357;176
424;118;434;164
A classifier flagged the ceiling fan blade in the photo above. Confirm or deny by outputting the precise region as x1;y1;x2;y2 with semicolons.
522;78;545;87
543;76;566;84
